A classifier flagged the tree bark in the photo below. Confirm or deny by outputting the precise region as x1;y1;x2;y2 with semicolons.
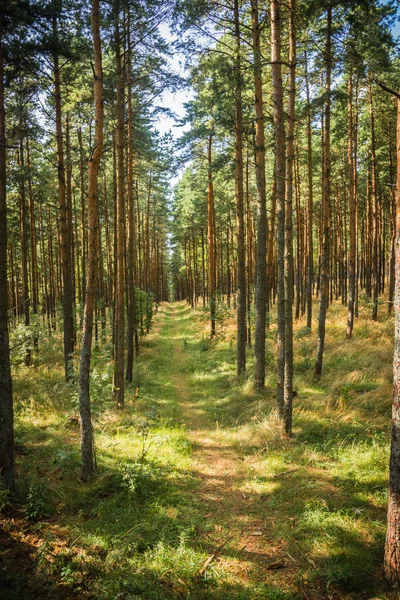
27;139;38;322
346;70;356;338
114;4;125;408
284;0;295;435
384;91;400;586
19;137;31;366
271;0;285;414
252;0;267;390
78;0;103;481
233;0;246;377
53;15;74;382
0;36;14;491
207;128;216;337
369;80;379;322
314;6;332;381
305;51;314;330
126;13;137;382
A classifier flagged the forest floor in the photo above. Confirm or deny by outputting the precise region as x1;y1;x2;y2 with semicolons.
1;300;400;599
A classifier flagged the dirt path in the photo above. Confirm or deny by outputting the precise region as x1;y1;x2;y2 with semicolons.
154;303;295;589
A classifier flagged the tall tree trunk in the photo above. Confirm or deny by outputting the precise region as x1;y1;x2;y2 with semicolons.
27;139;38;324
346;69;356;338
284;0;295;435
234;0;246;377
114;5;125;408
0;36;14;491
384;90;400;586
65;112;76;319
305;51;314;330
19;137;31;366
78;127;87;304
314;6;332;381
252;0;267;390
369;80;379;322
271;0;285;414
389;117;396;315
126;14;137;382
53;15;74;382
207;128;216;337
78;0;103;481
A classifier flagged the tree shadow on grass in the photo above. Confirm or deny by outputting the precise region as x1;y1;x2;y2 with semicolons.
0;519;76;600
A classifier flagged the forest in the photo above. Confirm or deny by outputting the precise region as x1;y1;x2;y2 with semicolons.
1;0;400;598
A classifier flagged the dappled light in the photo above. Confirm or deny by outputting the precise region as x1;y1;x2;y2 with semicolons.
1;300;397;598
1;0;400;596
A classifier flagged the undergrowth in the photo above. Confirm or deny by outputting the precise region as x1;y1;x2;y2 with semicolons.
1;298;396;599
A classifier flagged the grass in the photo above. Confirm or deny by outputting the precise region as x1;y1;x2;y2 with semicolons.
0;297;398;599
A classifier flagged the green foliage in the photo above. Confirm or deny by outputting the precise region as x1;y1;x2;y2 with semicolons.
6;300;395;598
136;288;155;333
9;319;39;365
24;484;50;521
122;460;166;501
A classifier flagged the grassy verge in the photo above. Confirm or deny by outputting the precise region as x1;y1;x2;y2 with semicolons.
0;299;397;599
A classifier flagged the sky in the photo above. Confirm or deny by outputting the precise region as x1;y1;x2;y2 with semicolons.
154;23;193;141
154;5;400;151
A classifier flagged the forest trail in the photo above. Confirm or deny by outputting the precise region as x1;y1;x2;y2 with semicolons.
147;302;298;593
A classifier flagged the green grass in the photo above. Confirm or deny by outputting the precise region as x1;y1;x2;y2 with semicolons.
2;298;397;599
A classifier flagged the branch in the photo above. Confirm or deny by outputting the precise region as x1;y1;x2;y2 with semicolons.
377;81;400;100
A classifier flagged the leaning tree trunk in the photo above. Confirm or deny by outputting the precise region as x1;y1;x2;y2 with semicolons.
271;0;285;415
314;6;332;381
234;0;246;377
0;35;14;491
384;89;400;586
78;0;103;481
252;0;268;391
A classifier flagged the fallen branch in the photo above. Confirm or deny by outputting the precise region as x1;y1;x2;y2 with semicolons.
197;535;233;577
198;553;216;577
300;576;311;600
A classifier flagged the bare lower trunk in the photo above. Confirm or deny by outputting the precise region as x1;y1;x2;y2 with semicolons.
384;91;400;586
